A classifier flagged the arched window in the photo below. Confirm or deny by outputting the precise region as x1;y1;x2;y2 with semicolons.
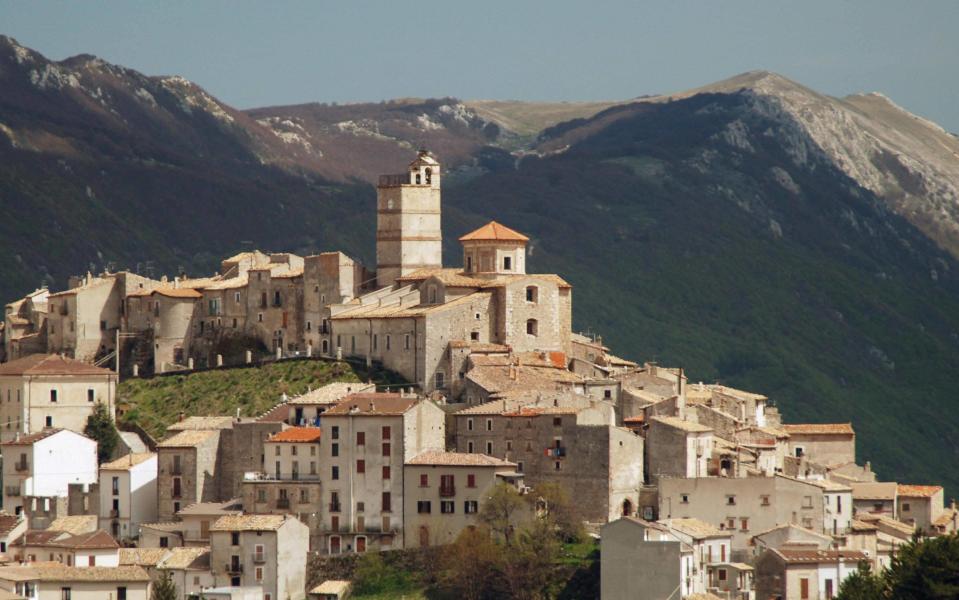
526;319;538;336
428;286;437;304
425;167;432;184
415;172;422;184
622;499;633;517
525;286;538;303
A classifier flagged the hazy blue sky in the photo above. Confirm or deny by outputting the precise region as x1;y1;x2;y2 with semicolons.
3;1;958;130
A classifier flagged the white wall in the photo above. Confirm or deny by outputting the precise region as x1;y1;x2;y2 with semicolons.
30;431;98;497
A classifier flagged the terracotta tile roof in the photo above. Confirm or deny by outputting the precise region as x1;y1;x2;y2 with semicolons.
289;382;375;405
856;514;917;536
323;393;420;416
502;406;581;417
100;452;156;471
650;416;713;433
47;515;97;536
268;427;322;443
0;354;115;377
139;522;185;533
774;549;869;564
0;514;21;537
119;547;170;567
331;290;494;319
897;484;942;498
0;428;70;446
167;416;236;431
158;546;210;570
850;520;879;532
781;423;854;435
662;518;728;539
0;565;151;582
933;508;958;528
152;287;203;299
157;429;217;448
14;530;63;546
55;530;119;550
210;514;288;532
623;415;645;424
407;451;515;467
459;221;530;242
311;581;352;595
177;499;242;517
394;268;571;290
852;482;898;500
273;268;304;279
204;276;248;291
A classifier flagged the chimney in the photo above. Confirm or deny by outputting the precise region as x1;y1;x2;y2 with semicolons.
178;412;185;422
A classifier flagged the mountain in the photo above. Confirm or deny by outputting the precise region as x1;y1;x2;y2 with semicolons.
2;37;959;492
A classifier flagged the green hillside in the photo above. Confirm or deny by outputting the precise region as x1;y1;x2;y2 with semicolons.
117;359;403;439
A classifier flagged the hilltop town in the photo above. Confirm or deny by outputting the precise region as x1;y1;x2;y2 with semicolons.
0;150;953;600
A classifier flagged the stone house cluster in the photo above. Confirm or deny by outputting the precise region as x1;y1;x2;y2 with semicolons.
0;151;953;600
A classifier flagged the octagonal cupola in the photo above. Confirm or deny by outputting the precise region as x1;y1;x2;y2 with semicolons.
459;221;529;276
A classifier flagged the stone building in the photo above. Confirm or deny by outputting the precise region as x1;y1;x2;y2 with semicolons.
209;513;309;600
0;354;116;442
241;427;324;550
453;397;643;523
156;430;221;520
0;564;151;600
402;450;519;548
755;548;867;600
600;517;695;600
98;452;157;541
658;475;835;558
781;423;856;466
0;429;98;517
896;484;945;533
645;416;714;484
3;287;49;361
318;392;446;554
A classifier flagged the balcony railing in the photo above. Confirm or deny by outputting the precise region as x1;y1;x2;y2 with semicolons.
171;465;183;476
252;553;266;564
276;498;290;510
329;503;342;513
14;462;29;473
439;486;456;498
226;563;243;574
5;486;20;497
109;509;120;518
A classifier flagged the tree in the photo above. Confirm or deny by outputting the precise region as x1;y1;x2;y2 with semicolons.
479;482;528;546
532;481;585;543
441;526;502;600
837;561;886;600
151;570;178;600
501;519;562;600
885;532;959;599
84;401;121;463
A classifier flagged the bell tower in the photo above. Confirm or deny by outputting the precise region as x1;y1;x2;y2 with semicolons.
375;150;443;288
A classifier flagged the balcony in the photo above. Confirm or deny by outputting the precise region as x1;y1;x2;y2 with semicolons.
439;486;456;498
226;563;243;575
252;553;266;564
329;503;342;513
276;498;290;510
4;486;20;497
546;447;566;458
170;465;183;476
14;462;29;473
109;509;120;518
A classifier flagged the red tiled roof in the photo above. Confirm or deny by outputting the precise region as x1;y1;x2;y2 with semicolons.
324;393;418;416
268;427;321;443
781;423;854;435
407;451;515;467
458;221;529;243
0;428;67;446
776;549;869;564
0;354;114;377
153;288;202;299
897;484;942;498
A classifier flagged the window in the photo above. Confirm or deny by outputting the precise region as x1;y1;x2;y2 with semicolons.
467;418;474;431
257;489;266;502
467;441;474;453
257;313;263;323
726;518;735;530
372;334;377;350
61;588;71;600
802;495;813;508
231;532;240;546
518;461;524;472
503;256;512;270
800;577;809;599
553;417;562;427
441;501;455;514
382;426;391;440
100;320;107;331
466;255;473;271
740;518;749;531
429;286;437;303
680;494;690;504
760;495;770;506
117;587;127;600
526;319;538;336
726;495;736;506
356;460;365;474
332;426;339;440
87;389;95;403
405;334;411;350
159;536;169;548
902;502;911;512
486;441;493;454
467;474;476;488
465;500;479;514
112;477;119;495
356;431;365;445
332;466;339;480
470;330;480;341
526;286;538;302
486;419;493;431
255;567;263;582
45;416;53;427
382;492;391;512
420;474;428;487
718;569;727;582
417;501;431;514
382;442;391;457
291;445;298;456
50;390;57;403
435;372;445;389
235;292;241;303
386;335;391;350
382;465;390;479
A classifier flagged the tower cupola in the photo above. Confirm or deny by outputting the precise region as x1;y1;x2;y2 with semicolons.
459;221;529;276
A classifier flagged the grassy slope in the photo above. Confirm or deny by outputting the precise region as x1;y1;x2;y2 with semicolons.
117;359;404;439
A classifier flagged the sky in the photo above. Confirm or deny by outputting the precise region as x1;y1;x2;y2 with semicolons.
3;1;958;131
